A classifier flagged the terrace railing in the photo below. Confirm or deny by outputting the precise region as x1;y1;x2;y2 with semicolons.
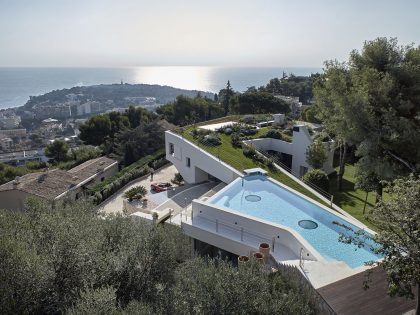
184;212;283;255
258;149;333;202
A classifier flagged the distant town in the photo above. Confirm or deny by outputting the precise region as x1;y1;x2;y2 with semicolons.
0;83;214;163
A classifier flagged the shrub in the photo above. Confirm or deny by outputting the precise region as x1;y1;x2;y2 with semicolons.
200;133;221;146
262;129;283;140
172;172;184;185
124;185;148;202
26;161;47;170
302;169;329;192
149;157;168;170
231;133;242;148
266;159;277;171
242;146;256;158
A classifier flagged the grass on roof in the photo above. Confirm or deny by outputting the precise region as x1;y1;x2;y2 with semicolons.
179;127;327;206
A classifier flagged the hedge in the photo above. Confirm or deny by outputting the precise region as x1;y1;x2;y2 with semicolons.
91;150;168;204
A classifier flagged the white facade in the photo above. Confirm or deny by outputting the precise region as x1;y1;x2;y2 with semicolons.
243;125;334;176
165;131;241;184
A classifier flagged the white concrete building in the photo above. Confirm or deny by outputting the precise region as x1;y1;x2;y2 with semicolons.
164;122;380;289
243;124;334;177
165;131;241;184
165;124;334;185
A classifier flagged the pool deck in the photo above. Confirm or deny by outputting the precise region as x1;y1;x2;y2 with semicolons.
318;267;416;315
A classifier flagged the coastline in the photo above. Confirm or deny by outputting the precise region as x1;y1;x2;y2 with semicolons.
0;66;322;110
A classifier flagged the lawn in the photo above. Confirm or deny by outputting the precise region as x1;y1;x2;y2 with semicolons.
329;163;381;230
179;127;328;206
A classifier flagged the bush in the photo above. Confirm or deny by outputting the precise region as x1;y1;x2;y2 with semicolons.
200;133;221;146
124;185;148;202
231;133;242;148
149;157;168;170
302;169;329;192
262;129;283;140
242;146;256;158
172;172;184;185
25;161;47;170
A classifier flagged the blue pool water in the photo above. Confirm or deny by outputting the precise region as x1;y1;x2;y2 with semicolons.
209;176;381;268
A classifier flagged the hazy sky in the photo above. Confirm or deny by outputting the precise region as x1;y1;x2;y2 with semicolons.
1;0;419;67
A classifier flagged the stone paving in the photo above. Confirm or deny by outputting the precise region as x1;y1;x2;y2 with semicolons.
98;164;179;215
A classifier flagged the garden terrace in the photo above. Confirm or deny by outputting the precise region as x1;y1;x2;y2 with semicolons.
172;123;327;205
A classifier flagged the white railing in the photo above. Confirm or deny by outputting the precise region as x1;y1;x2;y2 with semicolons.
188;212;282;253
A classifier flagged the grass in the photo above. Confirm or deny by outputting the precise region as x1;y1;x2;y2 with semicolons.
329;163;383;230
179;127;328;206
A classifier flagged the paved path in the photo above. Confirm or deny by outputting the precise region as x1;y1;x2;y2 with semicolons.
99;164;179;214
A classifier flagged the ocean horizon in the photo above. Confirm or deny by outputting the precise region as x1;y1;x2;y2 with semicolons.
0;66;322;109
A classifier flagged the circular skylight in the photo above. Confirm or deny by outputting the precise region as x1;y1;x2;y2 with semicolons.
298;220;318;229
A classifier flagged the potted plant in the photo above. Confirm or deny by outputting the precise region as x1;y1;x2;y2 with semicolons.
253;252;264;263
259;243;270;262
238;255;249;267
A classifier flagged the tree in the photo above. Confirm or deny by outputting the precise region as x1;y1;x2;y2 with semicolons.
219;81;234;115
79;115;112;146
237;91;290;115
302;169;329;192
299;105;321;123
171;257;315;315
354;168;379;214
337;177;420;315
315;38;420;193
45;139;69;162
305;140;327;169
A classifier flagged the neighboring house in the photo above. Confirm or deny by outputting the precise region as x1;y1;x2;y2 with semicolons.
0;149;48;165
0;128;26;139
0;156;118;211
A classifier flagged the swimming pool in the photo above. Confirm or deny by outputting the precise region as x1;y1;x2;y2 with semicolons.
209;175;381;268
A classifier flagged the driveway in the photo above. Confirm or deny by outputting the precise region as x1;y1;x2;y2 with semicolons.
99;164;179;215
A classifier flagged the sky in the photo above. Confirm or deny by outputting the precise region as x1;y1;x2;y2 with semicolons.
0;0;419;67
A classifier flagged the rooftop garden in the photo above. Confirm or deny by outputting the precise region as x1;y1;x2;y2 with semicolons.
174;119;328;206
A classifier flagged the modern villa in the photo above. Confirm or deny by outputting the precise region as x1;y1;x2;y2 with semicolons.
165;118;381;289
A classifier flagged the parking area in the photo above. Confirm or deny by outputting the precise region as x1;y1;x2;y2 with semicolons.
98;164;180;215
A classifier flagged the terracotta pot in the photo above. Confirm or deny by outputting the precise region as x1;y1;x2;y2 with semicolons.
259;242;270;262
238;255;249;265
253;252;264;263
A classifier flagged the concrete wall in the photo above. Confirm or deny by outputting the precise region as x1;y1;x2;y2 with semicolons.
244;125;334;176
189;200;321;261
165;131;242;184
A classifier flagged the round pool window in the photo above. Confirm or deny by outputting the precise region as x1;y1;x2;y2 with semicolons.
245;194;261;202
298;220;318;229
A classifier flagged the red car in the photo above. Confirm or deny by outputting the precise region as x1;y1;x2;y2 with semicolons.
151;182;172;193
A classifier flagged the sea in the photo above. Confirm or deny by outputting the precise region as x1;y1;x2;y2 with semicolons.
0;66;321;109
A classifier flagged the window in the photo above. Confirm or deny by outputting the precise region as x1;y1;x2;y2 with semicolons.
186;157;191;167
169;143;174;155
75;193;80;200
101;177;105;182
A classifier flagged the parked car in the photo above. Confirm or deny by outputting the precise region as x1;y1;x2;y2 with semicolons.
151;182;172;192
